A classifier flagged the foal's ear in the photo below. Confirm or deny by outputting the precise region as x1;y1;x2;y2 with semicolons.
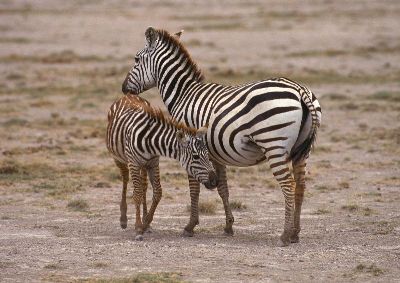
174;30;184;39
176;130;189;146
145;27;157;48
196;126;208;138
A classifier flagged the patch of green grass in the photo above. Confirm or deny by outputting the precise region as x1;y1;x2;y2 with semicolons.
183;22;244;31
341;204;359;212
367;91;400;102
2;118;29;127
355;263;384;276
229;200;247;210
79;272;184;283
90;262;109;268
1;50;109;64
312;208;330;215
207;68;400;86
44;263;60;270
67;198;89;212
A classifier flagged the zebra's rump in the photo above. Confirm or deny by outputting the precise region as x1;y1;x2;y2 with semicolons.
206;81;306;166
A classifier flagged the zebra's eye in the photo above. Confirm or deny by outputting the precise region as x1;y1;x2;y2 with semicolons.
134;56;139;63
192;154;200;160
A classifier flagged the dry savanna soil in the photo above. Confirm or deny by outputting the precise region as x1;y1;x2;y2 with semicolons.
0;0;399;282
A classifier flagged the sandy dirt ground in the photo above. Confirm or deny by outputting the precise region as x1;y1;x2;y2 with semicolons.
1;0;400;282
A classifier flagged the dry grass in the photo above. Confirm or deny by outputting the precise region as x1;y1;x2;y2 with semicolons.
79;272;184;283
67;199;89;212
229;200;247;210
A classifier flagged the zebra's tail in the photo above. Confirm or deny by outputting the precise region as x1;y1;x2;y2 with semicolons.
289;86;322;163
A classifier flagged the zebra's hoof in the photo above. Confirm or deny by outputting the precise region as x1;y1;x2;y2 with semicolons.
120;222;127;229
145;226;153;233
135;234;144;241
182;229;194;237
223;227;234;236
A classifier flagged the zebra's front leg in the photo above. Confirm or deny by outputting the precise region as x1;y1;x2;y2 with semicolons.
291;159;307;243
115;160;129;229
266;154;295;246
183;175;200;237
128;163;145;241
212;161;234;236
142;160;162;231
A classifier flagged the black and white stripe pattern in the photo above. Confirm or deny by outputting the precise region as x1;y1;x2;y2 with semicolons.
106;95;217;239
122;28;322;246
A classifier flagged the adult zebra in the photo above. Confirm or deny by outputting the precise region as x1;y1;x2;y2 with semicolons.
122;27;322;246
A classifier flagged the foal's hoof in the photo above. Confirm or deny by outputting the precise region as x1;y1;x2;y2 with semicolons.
135;234;144;241
290;235;299;243
145;226;153;234
120;222;127;229
182;229;194;237
277;238;290;247
223;227;234;236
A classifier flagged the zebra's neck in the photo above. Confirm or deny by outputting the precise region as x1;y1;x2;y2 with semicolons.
154;48;215;128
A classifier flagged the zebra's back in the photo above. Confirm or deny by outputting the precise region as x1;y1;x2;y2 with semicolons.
106;95;150;164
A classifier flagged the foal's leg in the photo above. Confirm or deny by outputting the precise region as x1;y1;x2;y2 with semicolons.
114;160;129;229
291;159;307;243
140;168;149;223
212;160;235;235
142;157;162;230
183;175;200;237
128;163;145;241
265;153;296;247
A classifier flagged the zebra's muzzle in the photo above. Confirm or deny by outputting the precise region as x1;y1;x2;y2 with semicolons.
122;77;135;95
204;171;218;190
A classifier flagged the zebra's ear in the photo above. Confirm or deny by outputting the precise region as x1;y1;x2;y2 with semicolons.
176;130;189;146
196;126;208;138
145;27;157;48
174;30;184;39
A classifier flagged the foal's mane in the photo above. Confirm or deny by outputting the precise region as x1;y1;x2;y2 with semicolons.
118;95;197;135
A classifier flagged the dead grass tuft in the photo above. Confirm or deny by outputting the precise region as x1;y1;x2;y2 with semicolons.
67;198;89;212
79;272;184;283
229;200;247;210
355;263;384;276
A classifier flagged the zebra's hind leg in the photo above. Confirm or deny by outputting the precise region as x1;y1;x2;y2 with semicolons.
265;153;296;247
114;160;129;229
128;162;145;241
183;175;200;237
142;158;162;232
212;161;235;236
290;159;307;243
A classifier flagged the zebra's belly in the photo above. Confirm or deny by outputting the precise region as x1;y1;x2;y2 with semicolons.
207;137;266;167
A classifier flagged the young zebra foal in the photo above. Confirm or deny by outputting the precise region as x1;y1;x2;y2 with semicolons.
106;95;217;240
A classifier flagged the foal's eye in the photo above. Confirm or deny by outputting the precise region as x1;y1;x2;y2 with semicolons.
134;56;139;63
192;154;200;160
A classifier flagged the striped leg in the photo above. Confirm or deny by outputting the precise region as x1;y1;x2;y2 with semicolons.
140;168;149;224
213;161;235;235
183;175;200;237
291;159;307;243
128;162;145;241
114;160;129;229
142;159;162;231
266;154;295;247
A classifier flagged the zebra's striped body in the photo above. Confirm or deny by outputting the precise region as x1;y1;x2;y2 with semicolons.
122;28;322;246
106;95;217;239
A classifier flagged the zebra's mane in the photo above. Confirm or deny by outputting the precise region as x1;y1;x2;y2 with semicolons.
121;95;197;135
156;29;205;83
